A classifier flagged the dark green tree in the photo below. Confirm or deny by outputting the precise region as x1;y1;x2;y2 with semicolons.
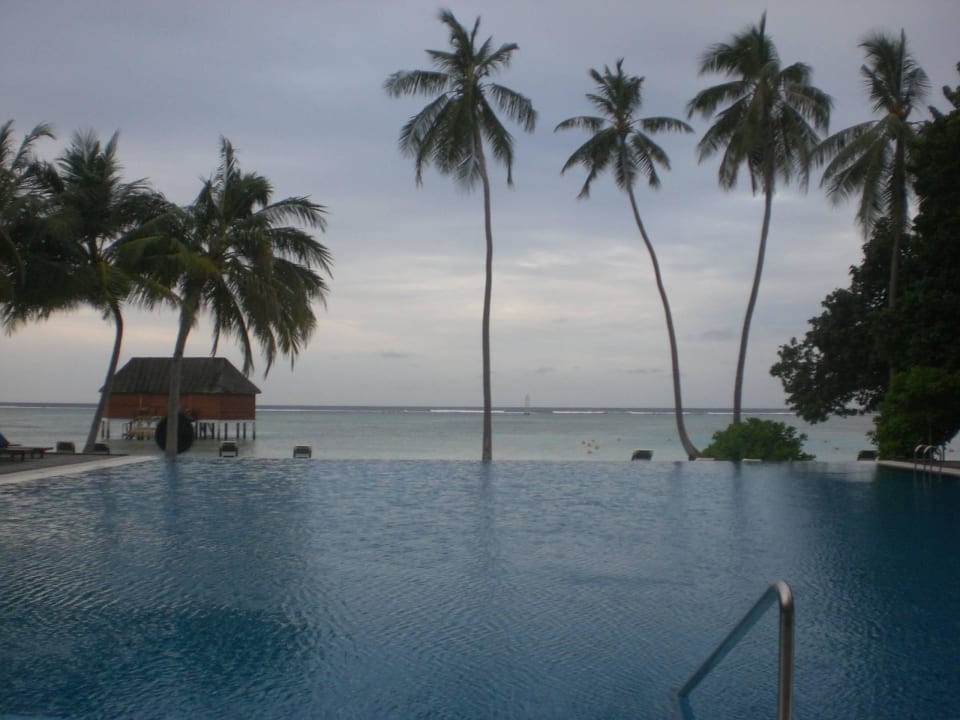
813;31;929;309
10;130;170;453
687;13;831;424
160;138;332;459
0;120;52;304
872;367;960;458
773;67;960;426
384;9;536;461
555;60;698;458
771;222;894;422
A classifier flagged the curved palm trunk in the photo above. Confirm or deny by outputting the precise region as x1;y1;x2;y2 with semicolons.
625;186;700;459
733;187;773;424
164;307;193;459
83;301;123;453
477;141;494;462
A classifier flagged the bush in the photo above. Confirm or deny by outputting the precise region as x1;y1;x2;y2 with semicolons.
871;367;960;459
702;418;814;461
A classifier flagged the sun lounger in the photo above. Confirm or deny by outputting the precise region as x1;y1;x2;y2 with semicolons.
55;441;76;453
1;445;51;461
0;433;52;460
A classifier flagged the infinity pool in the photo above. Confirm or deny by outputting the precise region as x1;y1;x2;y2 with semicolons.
1;460;957;719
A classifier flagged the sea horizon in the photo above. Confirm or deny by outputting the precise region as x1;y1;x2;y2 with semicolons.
0;400;805;416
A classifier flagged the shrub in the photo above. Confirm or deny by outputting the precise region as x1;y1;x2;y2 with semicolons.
702;418;814;461
871;367;960;459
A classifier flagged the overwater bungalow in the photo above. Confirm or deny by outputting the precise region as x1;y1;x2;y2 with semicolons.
101;357;261;441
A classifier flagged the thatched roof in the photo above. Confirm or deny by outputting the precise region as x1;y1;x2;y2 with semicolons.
104;357;261;395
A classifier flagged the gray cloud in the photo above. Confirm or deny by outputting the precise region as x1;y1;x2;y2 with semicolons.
0;0;955;408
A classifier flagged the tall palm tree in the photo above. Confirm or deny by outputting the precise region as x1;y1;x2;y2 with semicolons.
556;60;699;459
813;30;928;308
161;138;332;458
11;130;170;453
686;13;831;423
384;9;536;462
0;120;53;303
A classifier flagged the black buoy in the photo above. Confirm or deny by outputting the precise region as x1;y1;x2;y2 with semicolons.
154;414;195;454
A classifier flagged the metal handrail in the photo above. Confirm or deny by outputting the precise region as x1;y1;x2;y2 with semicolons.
675;581;794;720
913;444;944;478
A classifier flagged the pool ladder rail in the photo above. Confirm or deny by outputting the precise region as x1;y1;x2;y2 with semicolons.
913;444;945;478
672;581;794;720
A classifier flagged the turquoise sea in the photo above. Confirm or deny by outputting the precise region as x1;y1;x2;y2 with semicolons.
0;403;925;462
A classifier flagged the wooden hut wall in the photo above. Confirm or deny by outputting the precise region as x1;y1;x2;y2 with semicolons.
105;393;255;420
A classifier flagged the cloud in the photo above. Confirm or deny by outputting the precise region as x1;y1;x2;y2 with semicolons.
1;0;955;408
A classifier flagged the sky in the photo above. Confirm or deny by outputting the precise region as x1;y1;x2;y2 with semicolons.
1;0;957;408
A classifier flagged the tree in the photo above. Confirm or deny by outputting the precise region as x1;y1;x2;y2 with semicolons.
773;68;960;426
687;13;831;423
161;138;332;459
0;120;52;304
813;30;929;309
12;130;170;453
555;60;699;459
384;9;536;461
770;221;894;422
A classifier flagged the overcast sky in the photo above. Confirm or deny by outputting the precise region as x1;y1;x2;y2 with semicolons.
1;0;956;408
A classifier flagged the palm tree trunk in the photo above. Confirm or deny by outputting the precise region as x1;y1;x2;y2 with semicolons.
888;137;907;309
733;187;773;424
83;301;123;453
164;308;193;459
476;135;494;462
626;187;700;459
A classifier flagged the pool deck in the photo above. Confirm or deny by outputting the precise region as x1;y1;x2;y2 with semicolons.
0;453;158;484
877;459;960;478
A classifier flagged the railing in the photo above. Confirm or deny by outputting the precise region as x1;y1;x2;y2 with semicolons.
913;444;944;479
674;581;794;720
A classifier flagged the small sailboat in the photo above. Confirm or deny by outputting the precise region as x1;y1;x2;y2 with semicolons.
523;394;531;415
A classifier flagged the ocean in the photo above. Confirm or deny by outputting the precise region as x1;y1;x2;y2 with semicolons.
0;402;937;463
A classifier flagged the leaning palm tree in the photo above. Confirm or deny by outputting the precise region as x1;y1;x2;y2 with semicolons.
161;137;332;459
11;130;170;453
813;30;928;309
0;120;53;304
384;9;536;462
687;13;831;423
556;60;699;459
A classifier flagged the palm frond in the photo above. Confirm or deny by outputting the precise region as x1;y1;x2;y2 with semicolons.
386;9;534;191
384;69;450;98
487;84;536;132
554;116;606;134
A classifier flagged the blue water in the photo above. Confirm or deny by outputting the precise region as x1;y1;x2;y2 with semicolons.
1;460;958;719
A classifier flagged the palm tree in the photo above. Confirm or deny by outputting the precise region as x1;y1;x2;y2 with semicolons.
0;120;53;303
161;137;332;458
384;9;536;461
555;60;699;459
686;13;831;423
813;30;928;309
11;130;170;453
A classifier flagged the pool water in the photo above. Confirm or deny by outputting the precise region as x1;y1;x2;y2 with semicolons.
1;460;958;719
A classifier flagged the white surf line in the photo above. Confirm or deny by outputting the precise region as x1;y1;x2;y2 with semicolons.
0;455;159;485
